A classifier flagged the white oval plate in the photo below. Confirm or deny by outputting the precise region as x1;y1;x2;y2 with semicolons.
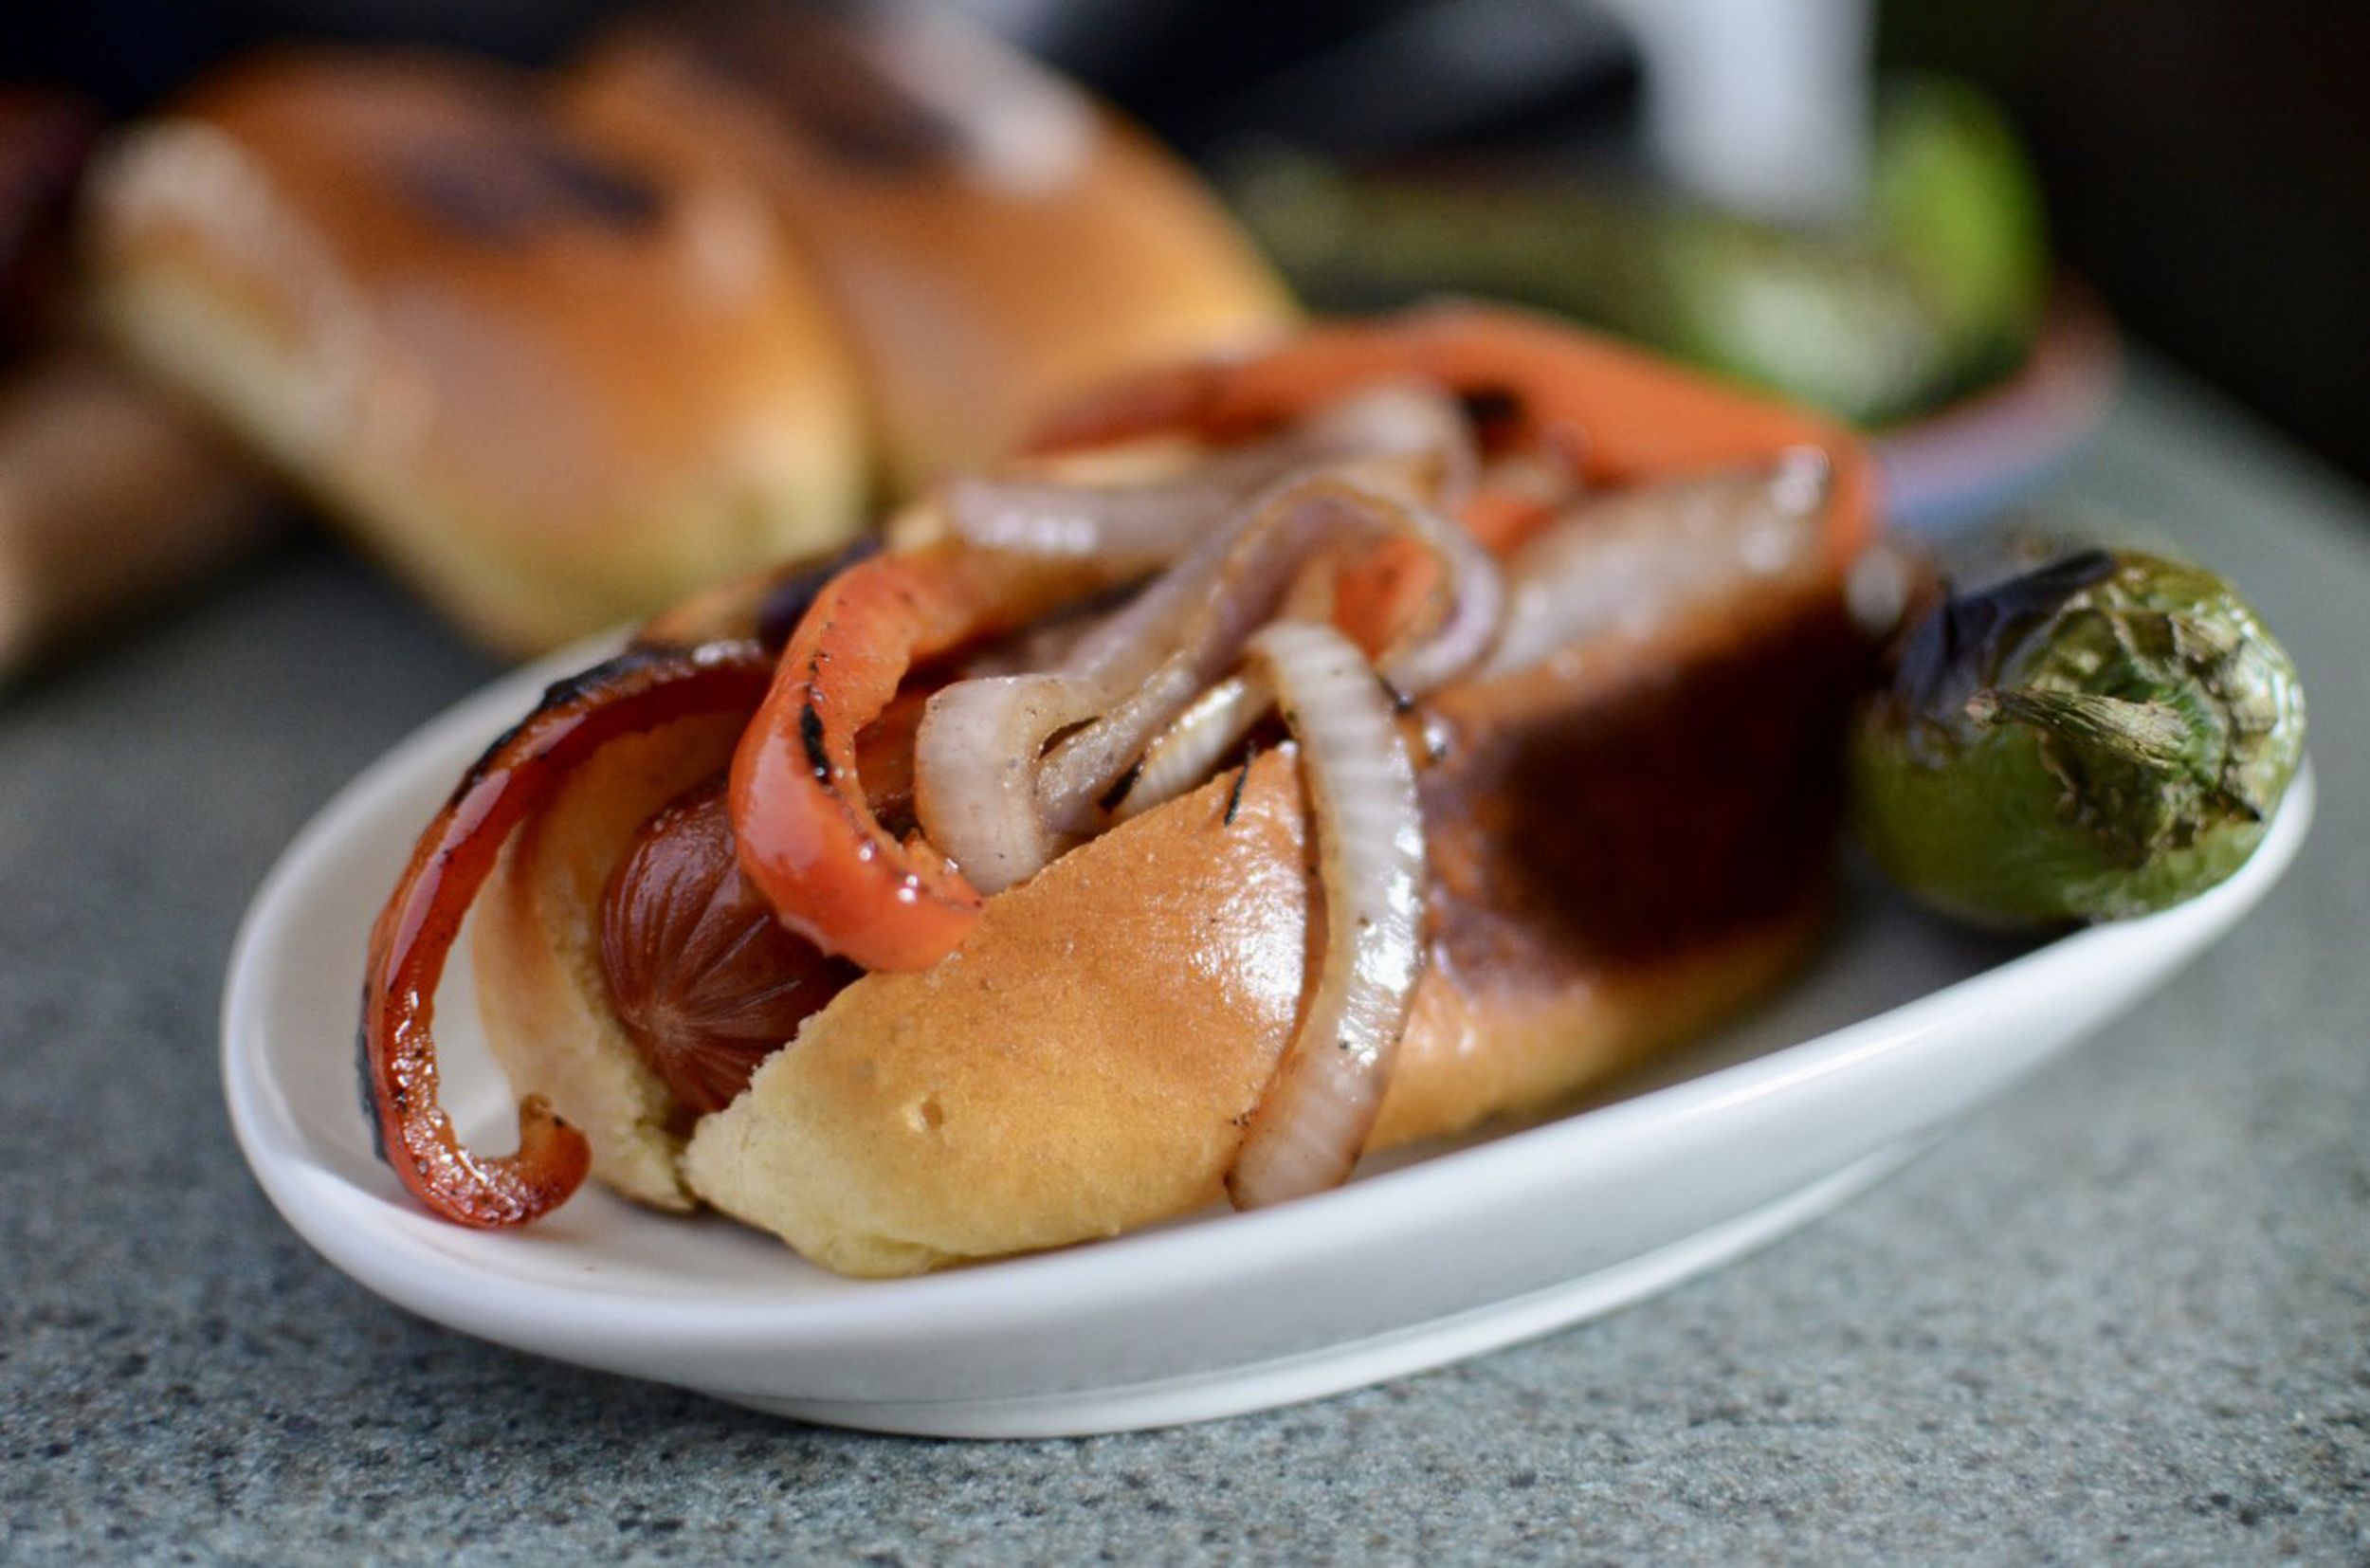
221;647;2312;1437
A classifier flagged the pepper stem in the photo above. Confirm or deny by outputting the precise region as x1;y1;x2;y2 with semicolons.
1966;686;2198;775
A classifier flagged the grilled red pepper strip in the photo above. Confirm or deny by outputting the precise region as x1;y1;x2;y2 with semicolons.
729;547;1091;972
1027;303;1878;567
361;640;775;1228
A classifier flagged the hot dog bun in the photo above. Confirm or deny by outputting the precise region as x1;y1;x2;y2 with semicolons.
567;0;1298;493
83;49;869;654
477;531;1857;1275
687;715;1829;1279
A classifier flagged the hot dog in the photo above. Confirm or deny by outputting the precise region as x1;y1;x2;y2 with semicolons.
360;306;1881;1276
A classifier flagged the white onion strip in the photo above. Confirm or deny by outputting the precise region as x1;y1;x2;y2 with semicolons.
1028;480;1350;831
1484;449;1831;678
1108;671;1272;824
1225;620;1427;1211
1367;488;1504;697
908;675;1096;894
919;478;1340;881
944;381;1478;573
944;476;1245;578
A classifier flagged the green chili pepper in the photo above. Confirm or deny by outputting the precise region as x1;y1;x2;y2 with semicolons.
1850;549;2306;926
1228;77;2050;427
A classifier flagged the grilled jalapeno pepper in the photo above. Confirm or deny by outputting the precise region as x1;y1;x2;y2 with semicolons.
1851;548;2305;926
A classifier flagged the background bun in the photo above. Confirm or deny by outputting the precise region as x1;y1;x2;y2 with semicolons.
568;0;1300;496
85;48;870;654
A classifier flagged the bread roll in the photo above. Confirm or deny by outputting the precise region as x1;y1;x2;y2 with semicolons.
83;49;869;654
567;1;1299;494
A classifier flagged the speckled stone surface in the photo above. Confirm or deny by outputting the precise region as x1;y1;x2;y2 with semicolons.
3;363;2365;1564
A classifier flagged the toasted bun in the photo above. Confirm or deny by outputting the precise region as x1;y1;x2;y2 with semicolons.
83;49;869;654
567;2;1298;493
684;749;1822;1277
680;540;1861;1273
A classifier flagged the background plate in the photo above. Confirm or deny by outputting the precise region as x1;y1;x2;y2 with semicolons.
1876;283;2124;532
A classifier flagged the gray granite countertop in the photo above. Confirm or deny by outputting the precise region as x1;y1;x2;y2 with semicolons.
4;361;2365;1564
